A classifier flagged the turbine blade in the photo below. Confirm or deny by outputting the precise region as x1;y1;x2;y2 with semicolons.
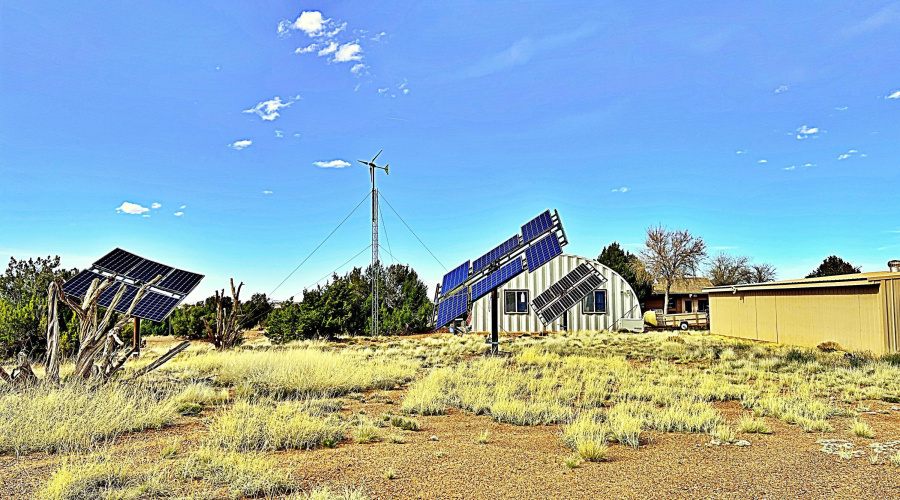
372;150;382;162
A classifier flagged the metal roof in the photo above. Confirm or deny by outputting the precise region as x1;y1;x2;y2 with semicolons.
703;271;900;293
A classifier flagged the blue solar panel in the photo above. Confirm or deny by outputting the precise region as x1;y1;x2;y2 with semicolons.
472;235;521;273
441;261;470;296
94;248;143;275
132;292;181;322
521;210;553;243
98;282;139;312
127;260;173;282
62;270;107;298
157;269;204;294
435;290;469;329
525;234;563;272
470;258;524;301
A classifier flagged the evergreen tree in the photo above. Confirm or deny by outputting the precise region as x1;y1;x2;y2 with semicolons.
597;242;653;305
806;255;861;278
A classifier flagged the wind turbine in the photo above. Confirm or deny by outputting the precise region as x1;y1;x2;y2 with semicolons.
358;150;389;336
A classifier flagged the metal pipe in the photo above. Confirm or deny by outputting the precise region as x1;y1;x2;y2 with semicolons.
133;317;141;357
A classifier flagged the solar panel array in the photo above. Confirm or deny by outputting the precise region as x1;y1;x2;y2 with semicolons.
532;262;607;325
470;257;524;301
61;248;204;322
472;235;520;273
521;210;553;243
524;234;563;272
435;290;469;329
441;261;470;296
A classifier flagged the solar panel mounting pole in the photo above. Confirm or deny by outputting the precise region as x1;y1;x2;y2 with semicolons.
490;289;499;354
133;317;141;357
358;151;389;336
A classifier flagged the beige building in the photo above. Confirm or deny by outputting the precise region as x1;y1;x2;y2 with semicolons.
703;264;900;354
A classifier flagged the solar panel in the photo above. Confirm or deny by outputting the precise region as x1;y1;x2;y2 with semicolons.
94;248;143;275
157;269;204;294
131;292;181;322
521;210;553;243
532;262;607;325
440;261;470;297
472;235;521;273
98;282;139;312
435;290;469;329
525;233;563;272
61;270;107;298
536;278;605;325
532;263;597;311
127;260;173;283
470;257;524;301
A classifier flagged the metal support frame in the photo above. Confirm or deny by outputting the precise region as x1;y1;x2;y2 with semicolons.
360;151;388;337
490;289;499;353
133;317;141;357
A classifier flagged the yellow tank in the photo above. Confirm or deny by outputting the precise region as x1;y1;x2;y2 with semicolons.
643;310;658;327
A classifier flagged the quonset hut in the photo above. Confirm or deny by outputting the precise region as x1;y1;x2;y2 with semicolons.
466;253;642;333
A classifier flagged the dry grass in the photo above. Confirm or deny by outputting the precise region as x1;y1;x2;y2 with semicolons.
162;344;419;398
38;454;168;500
176;447;294;499
208;399;346;451
0;382;176;455
851;419;875;439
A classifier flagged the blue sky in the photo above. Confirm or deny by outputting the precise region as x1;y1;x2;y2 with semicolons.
2;1;899;302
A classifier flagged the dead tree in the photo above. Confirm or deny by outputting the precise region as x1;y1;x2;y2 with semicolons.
202;279;245;350
36;275;189;385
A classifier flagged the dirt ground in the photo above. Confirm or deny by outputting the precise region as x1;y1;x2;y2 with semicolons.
3;335;900;499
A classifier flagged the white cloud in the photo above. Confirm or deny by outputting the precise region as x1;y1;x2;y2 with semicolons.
313;159;351;168
611;187;629;193
775;85;789;93
735;150;746;154
783;165;796;171
835;106;848;111
803;163;816;167
274;130;284;138
294;11;327;36
262;190;273;195
758;159;767;163
243;96;298;121
796;125;821;139
350;63;367;75
142;214;150;218
371;32;386;41
295;44;317;54
180;205;186;209
173;212;184;217
377;87;389;94
228;140;252;151
317;41;337;56
838;149;864;160
333;43;362;62
403;88;409;95
116;202;150;215
151;202;161;209
888;91;900;99
293;133;300;138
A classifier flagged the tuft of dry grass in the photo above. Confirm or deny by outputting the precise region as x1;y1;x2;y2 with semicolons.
576;439;609;462
0;382;176;455
208;399;346;451
38;454;168;500
738;415;772;434
176;447;293;499
851;419;875;439
476;429;490;444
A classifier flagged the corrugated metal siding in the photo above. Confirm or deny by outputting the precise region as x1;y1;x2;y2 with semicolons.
470;254;640;333
709;284;890;353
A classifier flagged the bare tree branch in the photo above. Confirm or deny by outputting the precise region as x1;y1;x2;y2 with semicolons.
640;224;707;313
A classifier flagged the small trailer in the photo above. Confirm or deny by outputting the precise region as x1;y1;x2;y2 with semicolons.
648;310;709;330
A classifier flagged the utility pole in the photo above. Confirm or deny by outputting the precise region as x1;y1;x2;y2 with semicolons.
358;151;389;336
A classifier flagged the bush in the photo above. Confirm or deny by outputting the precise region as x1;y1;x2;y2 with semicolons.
208;399;346;451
